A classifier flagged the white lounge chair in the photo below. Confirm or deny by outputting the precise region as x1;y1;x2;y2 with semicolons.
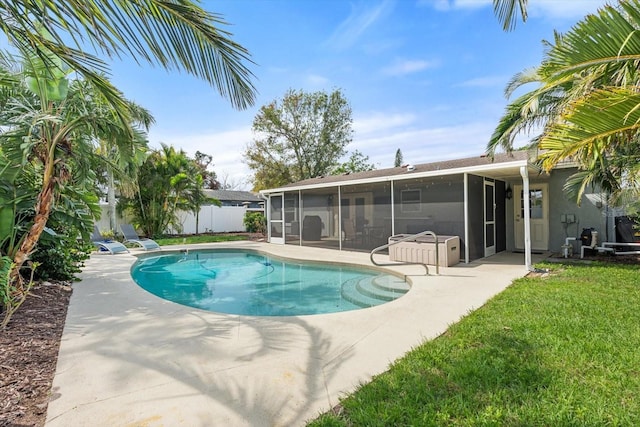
120;224;161;251
91;225;129;254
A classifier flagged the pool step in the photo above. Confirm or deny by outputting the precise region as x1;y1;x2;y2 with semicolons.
341;276;409;308
357;276;409;301
370;275;410;294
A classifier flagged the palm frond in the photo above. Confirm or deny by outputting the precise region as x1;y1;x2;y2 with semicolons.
493;0;528;31
504;67;540;98
487;76;571;156
539;87;640;170
0;0;257;110
542;1;640;83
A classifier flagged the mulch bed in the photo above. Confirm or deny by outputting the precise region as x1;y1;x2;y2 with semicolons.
0;282;71;427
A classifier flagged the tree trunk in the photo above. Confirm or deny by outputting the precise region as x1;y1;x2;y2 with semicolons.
107;168;117;234
10;178;55;284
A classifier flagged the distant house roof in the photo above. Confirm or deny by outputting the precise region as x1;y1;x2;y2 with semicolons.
203;189;264;203
261;151;536;194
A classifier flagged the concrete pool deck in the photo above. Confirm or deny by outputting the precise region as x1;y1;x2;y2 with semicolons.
45;241;546;427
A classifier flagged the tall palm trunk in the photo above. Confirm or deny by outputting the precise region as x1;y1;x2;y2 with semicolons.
108;168;117;233
3;150;56;328
10;149;56;283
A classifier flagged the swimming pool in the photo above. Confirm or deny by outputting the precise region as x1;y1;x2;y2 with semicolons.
130;249;410;316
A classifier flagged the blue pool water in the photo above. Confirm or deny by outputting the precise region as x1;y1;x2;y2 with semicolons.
130;249;410;316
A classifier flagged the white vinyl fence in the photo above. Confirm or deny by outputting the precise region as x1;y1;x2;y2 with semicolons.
97;204;251;235
169;206;247;234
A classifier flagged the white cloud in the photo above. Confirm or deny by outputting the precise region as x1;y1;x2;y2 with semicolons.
421;0;607;19
382;59;439;76
324;0;395;50
350;117;498;168
354;112;417;135
529;0;609;20
429;0;451;12
306;74;330;86
419;0;491;11
267;66;289;74
452;0;492;9
455;75;508;88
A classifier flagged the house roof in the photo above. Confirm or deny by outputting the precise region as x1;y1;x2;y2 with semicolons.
203;189;264;202
261;151;537;194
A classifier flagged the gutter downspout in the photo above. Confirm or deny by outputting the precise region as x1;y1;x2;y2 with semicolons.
298;190;302;245
463;173;469;264
390;180;395;237
338;186;342;251
520;166;532;271
266;195;272;243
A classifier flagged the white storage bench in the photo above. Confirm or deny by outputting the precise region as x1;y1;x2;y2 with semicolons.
388;234;460;267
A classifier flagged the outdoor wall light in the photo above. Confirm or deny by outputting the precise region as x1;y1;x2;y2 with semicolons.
505;185;513;200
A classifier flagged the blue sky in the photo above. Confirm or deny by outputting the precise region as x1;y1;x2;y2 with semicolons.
107;0;609;189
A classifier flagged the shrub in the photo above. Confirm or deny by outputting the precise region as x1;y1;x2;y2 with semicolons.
243;211;266;234
31;228;93;282
99;228;117;240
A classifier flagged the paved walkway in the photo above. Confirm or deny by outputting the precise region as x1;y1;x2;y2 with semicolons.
46;242;543;427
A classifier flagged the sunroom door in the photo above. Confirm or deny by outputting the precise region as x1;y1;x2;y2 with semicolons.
269;193;284;244
514;184;549;251
484;180;496;257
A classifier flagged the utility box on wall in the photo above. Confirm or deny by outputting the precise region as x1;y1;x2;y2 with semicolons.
388;235;460;267
615;216;640;243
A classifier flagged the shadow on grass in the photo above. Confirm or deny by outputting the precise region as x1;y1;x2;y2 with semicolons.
317;328;552;426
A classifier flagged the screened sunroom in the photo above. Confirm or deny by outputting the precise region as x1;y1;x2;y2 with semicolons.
261;151;543;267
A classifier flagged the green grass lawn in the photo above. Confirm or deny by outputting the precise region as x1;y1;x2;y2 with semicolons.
310;261;640;426
154;234;250;246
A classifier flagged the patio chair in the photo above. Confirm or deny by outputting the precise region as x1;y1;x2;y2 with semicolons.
120;223;161;251
342;219;363;247
91;225;129;254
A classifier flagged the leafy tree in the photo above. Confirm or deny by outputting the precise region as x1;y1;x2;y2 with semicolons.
194;151;221;189
488;1;640;208
333;150;376;175
394;148;403;167
96;105;154;234
244;88;353;190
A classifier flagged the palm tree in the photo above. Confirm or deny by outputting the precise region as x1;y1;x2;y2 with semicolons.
488;1;640;206
0;0;257;327
0;50;148;327
0;0;256;114
119;144;208;238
